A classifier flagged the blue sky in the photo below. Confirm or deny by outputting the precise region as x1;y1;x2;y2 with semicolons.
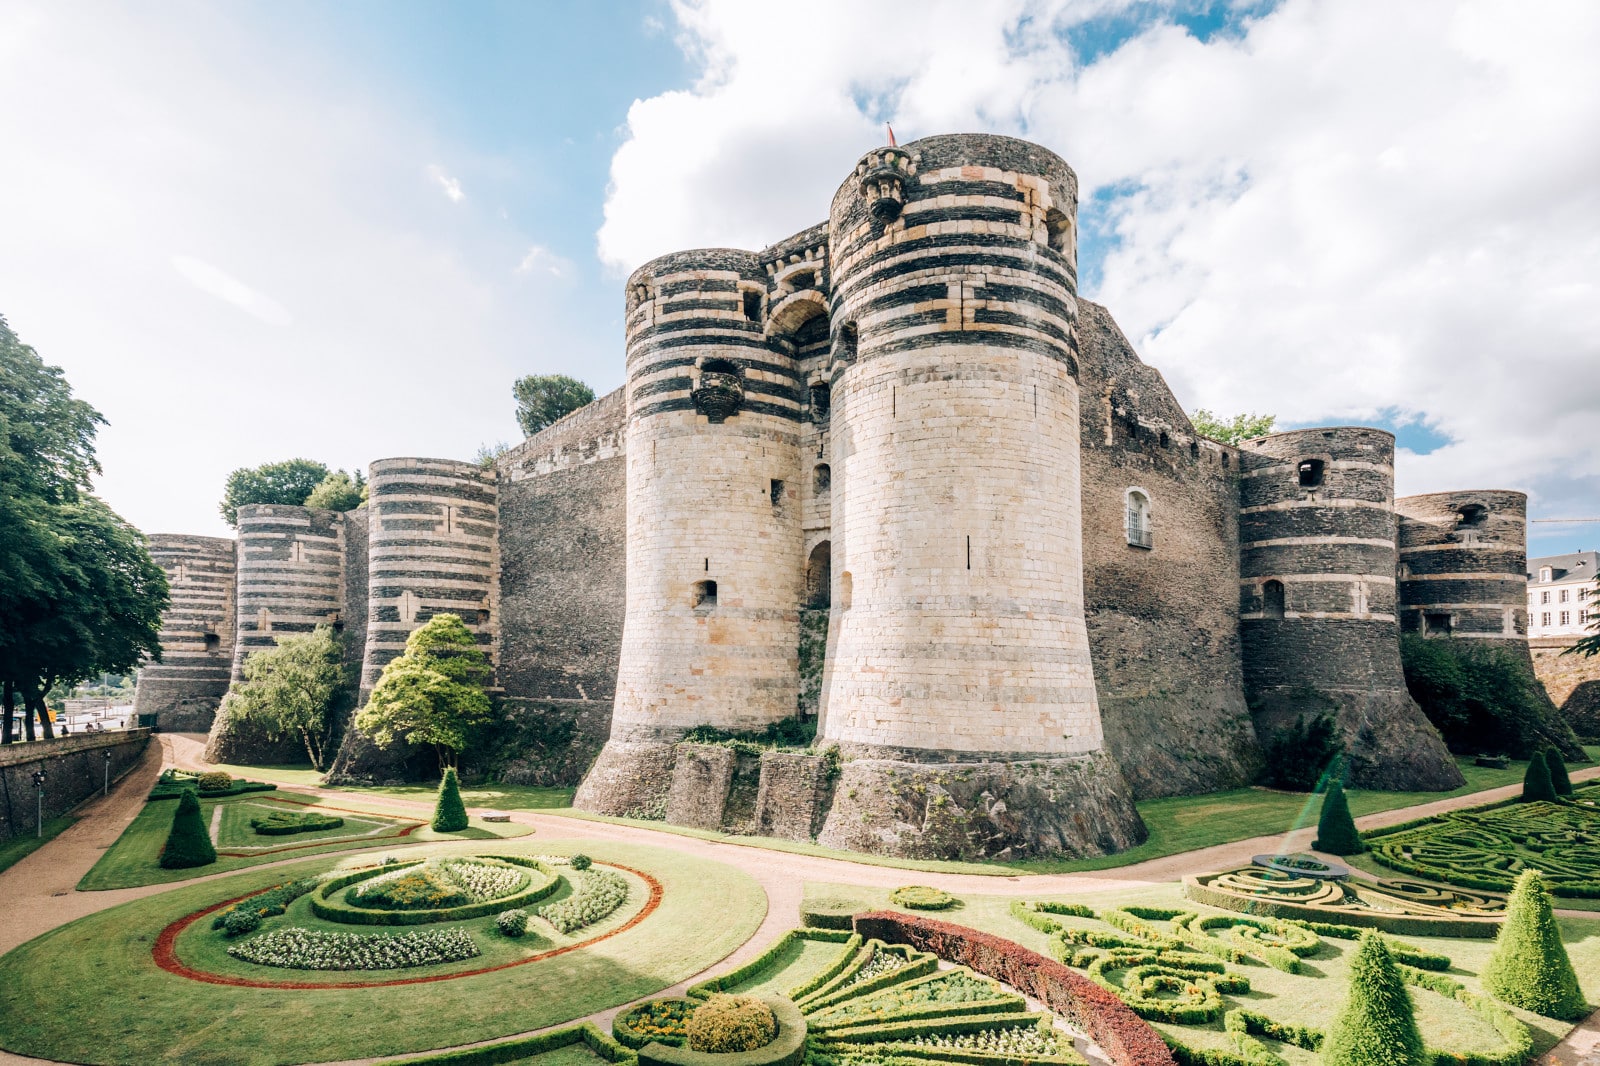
0;0;1595;556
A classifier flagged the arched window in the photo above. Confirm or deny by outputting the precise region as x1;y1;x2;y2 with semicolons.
1456;504;1488;528
813;464;831;496
1125;489;1152;549
1263;580;1285;619
692;580;718;610
806;541;831;609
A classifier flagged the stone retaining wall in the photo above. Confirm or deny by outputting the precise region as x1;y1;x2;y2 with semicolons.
0;730;150;842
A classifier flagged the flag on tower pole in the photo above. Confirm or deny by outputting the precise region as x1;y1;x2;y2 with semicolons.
886;124;897;147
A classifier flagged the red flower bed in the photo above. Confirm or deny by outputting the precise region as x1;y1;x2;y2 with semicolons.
852;911;1177;1066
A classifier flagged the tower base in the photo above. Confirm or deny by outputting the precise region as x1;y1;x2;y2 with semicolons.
1251;688;1465;791
570;739;679;819
815;750;1145;862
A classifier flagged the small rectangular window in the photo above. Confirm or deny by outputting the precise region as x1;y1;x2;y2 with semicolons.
1424;612;1452;636
742;291;762;322
1560;611;1571;626
1560;589;1570;602
1543;612;1552;626
770;479;784;506
1542;591;1551;604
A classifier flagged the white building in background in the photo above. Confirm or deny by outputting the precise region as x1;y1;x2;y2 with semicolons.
1527;550;1599;638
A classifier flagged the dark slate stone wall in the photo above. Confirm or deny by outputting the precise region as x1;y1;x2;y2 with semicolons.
132;534;237;732
1238;428;1462;790
229;505;345;680
0;731;149;842
1396;491;1529;641
1075;301;1257;798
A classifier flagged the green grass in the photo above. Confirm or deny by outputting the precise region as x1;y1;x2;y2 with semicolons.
547;752;1599;876
78;792;532;891
796;880;1600;1060
0;817;76;875
206;762;577;811
0;839;766;1066
215;798;396;849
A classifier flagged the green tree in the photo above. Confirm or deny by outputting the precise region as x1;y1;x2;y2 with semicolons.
432;767;469;831
1484;869;1587;1020
159;790;217;869
1400;634;1579;758
1522;751;1558;802
1546;745;1574;796
226;626;346;770
513;374;594;437
1190;409;1277;445
355;614;491;768
1313;780;1365;855
1569;574;1600;659
303;469;366;512
1323;931;1425;1066
219;458;331;526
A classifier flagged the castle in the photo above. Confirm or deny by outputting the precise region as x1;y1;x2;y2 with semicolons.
136;133;1558;861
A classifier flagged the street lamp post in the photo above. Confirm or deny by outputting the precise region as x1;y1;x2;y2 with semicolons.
31;768;47;839
103;749;113;796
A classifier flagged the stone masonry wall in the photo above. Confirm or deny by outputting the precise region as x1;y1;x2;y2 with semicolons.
132;535;236;732
0;730;149;842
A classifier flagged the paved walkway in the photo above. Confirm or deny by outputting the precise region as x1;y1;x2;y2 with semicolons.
1;734;1596;1065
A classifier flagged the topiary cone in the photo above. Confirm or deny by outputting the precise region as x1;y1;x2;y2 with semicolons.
1313;780;1365;855
159;789;217;869
1522;751;1558;802
1546;746;1574;796
432;767;469;832
1484;869;1587;1020
1323;931;1426;1066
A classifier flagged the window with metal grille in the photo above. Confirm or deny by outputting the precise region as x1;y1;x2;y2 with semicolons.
1126;489;1152;549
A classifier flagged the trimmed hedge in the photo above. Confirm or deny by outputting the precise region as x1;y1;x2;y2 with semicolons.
637;998;805;1066
1323;932;1425;1066
889;886;960;910
799;944;936;1014
688;929;855;1000
1547;746;1574;796
159;790;217;869
1483;869;1588;1020
685;995;775;1053
785;934;864;1002
1522;753;1558;802
310;857;560;926
388;1022;636;1066
1313;782;1365;855
149;772;275;800
250;811;345;836
1181;877;1502;938
434;768;470;832
850;911;1177;1066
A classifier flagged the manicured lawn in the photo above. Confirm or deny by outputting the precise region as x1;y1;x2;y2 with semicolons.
207;762;577;811
214;797;399;849
78;792;531;891
0;817;75;875
549;751;1600;876
0;839;766;1065
798;879;1600;1061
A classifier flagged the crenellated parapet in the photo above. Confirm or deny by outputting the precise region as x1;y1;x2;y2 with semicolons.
132;534;237;731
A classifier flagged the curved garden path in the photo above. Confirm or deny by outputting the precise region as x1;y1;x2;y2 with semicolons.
0;733;1595;1065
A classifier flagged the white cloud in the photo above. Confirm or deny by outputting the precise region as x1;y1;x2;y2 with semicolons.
171;255;292;326
600;0;1600;531
426;163;465;203
516;244;573;277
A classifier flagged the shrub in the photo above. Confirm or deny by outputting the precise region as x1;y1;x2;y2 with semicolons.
496;908;528;938
1547;746;1574;796
196;771;232;792
1313;781;1365;855
540;869;629;934
1322;931;1425;1066
614;998;693;1049
889;885;959;910
213;876;321;931
570;854;592;871
250;811;344;836
158;790;217;869
1483;869;1587;1019
1258;712;1341;791
222;908;262;937
433;768;469;832
685;995;776;1053
1401;633;1579;758
1522;752;1558;802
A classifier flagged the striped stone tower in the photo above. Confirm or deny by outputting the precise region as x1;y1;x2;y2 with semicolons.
812;133;1143;858
1395;491;1531;645
1238;428;1463;790
230;504;347;680
131;534;237;731
573;249;805;816
359;458;499;694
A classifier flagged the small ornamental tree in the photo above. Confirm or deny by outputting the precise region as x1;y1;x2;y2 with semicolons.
1484;869;1587;1020
1546;746;1574;796
433;767;469;832
1313;780;1365;855
1323;931;1425;1066
1522;751;1558;802
228;625;346;770
159;790;217;869
355;614;492;769
513;374;595;437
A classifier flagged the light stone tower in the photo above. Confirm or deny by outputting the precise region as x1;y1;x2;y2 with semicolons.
573;250;805;815
812;134;1143;858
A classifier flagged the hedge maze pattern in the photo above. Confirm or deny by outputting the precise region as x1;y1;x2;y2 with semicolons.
1186;865;1504;937
1009;901;1532;1066
1368;792;1600;898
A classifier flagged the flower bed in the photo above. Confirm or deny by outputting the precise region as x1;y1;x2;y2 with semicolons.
615;997;695;1049
311;857;560;927
637;998;806;1066
250;811;346;836
541;868;630;934
227;927;479;971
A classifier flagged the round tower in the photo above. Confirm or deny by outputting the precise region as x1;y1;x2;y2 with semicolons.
1395;491;1530;644
131;534;237;731
358;458;498;695
1238;428;1463;789
813;133;1143;859
574;249;805;816
230;504;347;680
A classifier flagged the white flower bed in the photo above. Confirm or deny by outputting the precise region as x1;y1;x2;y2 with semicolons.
352;863;423;898
227;927;479;970
540;869;629;934
847;948;908;986
905;1026;1066;1057
438;860;528;903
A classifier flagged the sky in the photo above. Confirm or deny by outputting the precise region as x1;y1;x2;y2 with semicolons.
1;0;1596;555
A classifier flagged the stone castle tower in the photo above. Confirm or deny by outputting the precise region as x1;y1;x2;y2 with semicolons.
139;131;1591;862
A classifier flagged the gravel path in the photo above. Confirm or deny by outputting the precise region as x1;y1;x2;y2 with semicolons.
1;733;1596;1065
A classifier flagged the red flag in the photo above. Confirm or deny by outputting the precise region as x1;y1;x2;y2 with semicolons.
886;123;897;147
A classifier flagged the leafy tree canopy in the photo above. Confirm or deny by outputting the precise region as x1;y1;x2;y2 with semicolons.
0;315;104;503
355;613;491;768
227;625;346;770
1571;574;1600;659
1191;409;1277;445
513;374;594;438
303;469;367;512
219;458;332;526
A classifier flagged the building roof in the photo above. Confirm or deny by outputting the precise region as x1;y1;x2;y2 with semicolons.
1528;550;1600;584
